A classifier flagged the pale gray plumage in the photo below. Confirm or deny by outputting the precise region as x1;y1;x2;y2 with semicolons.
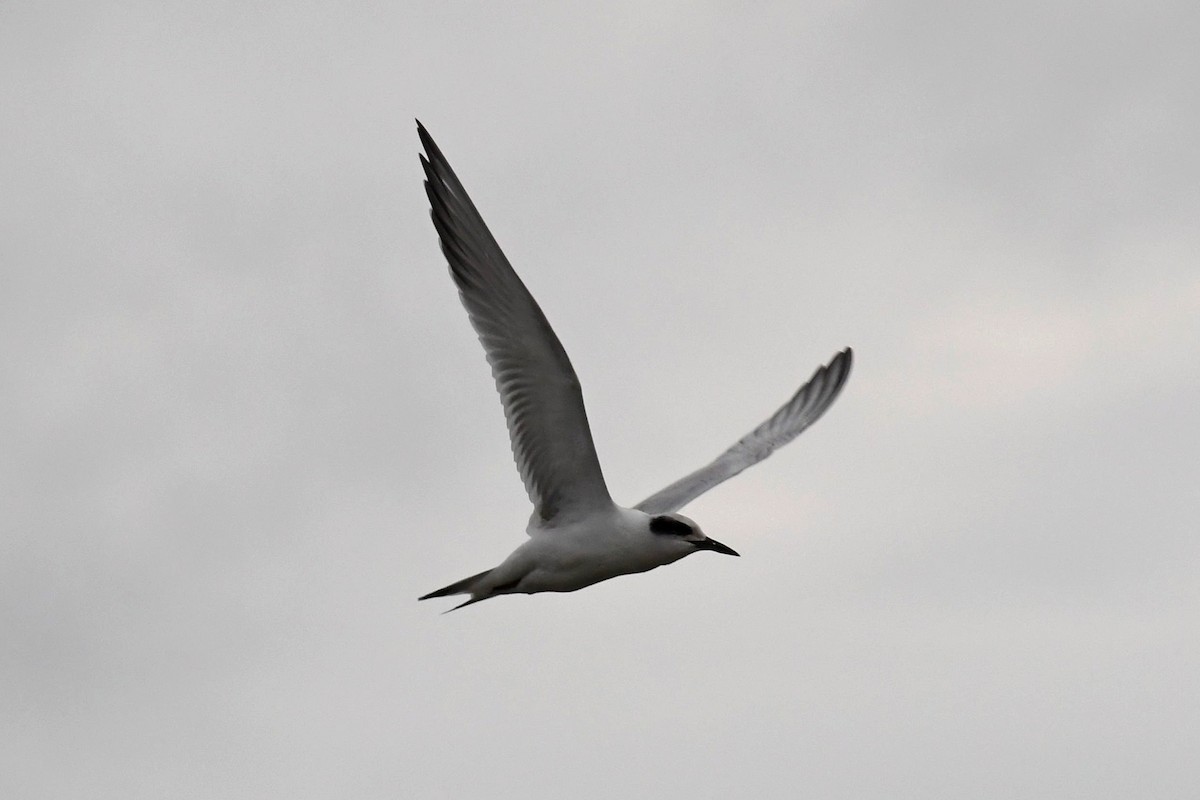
416;120;853;610
419;123;613;524
635;347;852;515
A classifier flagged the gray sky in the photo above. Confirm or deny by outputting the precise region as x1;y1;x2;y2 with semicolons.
4;1;1198;797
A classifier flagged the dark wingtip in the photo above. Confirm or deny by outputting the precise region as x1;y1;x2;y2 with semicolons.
416;121;439;159
828;347;853;392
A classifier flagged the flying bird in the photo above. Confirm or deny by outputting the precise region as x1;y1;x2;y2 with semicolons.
416;121;852;611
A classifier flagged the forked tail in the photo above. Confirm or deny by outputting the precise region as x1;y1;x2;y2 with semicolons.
418;569;494;610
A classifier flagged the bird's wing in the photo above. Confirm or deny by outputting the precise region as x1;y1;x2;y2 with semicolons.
419;122;614;524
635;348;852;515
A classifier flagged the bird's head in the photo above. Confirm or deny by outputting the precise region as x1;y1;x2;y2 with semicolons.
647;512;740;558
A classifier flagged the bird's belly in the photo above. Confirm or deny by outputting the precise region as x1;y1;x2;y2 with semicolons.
517;534;668;594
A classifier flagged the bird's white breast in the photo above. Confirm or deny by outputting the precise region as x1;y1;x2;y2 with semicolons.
506;506;685;593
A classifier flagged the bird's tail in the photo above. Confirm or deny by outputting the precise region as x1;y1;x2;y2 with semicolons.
418;569;494;608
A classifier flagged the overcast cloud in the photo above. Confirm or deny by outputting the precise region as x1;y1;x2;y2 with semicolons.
3;2;1198;798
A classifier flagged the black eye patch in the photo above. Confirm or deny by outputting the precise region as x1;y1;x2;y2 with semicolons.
649;515;693;536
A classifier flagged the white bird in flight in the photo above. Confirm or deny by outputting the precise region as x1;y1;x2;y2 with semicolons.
416;121;852;611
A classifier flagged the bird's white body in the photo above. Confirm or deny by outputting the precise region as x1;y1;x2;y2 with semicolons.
483;507;695;596
416;122;852;611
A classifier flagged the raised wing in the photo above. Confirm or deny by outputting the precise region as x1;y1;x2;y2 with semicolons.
636;348;852;515
419;122;614;524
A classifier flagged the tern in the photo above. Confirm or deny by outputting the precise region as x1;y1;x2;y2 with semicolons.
416;121;852;611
